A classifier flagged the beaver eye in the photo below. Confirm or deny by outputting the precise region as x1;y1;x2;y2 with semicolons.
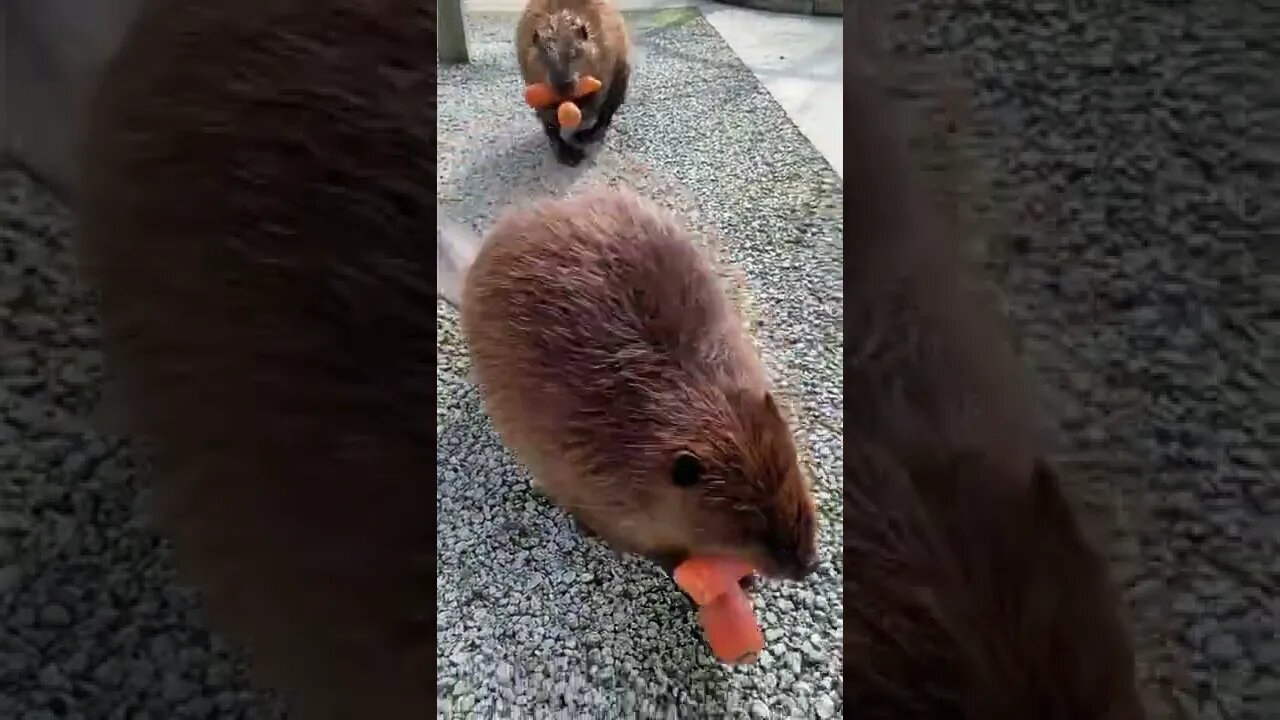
575;24;589;41
671;452;703;487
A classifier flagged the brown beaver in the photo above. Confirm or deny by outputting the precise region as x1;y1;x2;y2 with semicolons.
839;64;1147;719
75;1;436;718
437;190;820;582
516;0;631;167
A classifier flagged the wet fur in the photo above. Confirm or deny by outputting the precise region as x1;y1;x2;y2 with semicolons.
840;66;1146;718
517;0;631;166
75;1;435;717
450;190;818;581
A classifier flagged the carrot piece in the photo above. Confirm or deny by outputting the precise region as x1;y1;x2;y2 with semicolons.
673;556;756;606
557;101;583;130
572;75;604;98
524;82;559;109
698;586;765;665
674;556;763;664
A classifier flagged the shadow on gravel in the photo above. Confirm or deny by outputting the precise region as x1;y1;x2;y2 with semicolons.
439;125;596;228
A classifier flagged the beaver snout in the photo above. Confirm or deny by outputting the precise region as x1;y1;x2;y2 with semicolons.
770;545;820;581
764;504;820;580
790;553;820;581
547;70;576;98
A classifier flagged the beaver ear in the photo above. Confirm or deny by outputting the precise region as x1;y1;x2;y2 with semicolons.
1030;458;1073;520
761;390;783;419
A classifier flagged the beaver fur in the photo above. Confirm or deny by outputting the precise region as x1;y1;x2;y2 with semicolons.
449;189;819;581
839;63;1147;719
75;1;436;717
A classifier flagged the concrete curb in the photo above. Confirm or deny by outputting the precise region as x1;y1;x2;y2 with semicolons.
712;0;843;16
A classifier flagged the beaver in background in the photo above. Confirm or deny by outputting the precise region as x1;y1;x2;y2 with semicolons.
839;56;1147;720
516;0;631;166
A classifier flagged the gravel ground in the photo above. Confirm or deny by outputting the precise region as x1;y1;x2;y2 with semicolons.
0;168;288;718
436;10;844;720
869;2;1278;719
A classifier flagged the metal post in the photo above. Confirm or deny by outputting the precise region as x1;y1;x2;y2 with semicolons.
438;0;471;65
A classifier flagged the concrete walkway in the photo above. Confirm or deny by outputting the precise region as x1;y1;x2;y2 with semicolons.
700;3;843;177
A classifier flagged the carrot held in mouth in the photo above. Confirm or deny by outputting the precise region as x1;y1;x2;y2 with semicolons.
523;75;604;109
673;556;765;665
523;75;604;130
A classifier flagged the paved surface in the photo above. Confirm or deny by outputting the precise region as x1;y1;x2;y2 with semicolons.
436;9;845;720
700;3;843;177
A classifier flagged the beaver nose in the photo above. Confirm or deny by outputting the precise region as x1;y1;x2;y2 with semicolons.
773;547;819;580
790;555;819;580
548;71;576;97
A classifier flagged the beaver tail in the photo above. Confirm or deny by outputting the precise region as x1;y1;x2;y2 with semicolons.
436;209;483;308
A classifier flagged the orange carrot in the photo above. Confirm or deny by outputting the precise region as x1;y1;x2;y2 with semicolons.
524;82;559;109
674;556;763;664
572;75;603;98
524;75;603;109
557;101;583;130
699;586;765;664
673;556;755;606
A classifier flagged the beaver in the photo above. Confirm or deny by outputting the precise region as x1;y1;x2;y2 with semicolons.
516;0;631;167
838;64;1147;718
75;0;436;717
437;190;820;583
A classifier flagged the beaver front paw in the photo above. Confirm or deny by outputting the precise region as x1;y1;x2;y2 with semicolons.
553;143;586;167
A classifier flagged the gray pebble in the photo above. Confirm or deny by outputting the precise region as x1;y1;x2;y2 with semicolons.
92;660;124;688
37;665;67;690
0;511;31;534
0;564;22;594
163;675;197;703
38;604;71;628
1206;633;1244;663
